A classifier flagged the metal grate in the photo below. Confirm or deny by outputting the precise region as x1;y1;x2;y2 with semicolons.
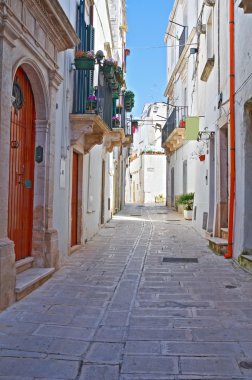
162;257;198;263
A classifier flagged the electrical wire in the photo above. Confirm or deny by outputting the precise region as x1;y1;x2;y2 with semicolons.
113;42;198;50
235;71;252;96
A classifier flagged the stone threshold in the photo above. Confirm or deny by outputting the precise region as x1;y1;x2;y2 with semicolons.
15;267;55;301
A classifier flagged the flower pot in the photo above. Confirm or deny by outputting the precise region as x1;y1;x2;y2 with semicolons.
199;154;205;161
86;99;97;113
179;120;186;128
184;210;193;220
74;58;95;70
112;121;120;128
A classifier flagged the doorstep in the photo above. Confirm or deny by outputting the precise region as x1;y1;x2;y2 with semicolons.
15;267;55;301
238;254;252;272
221;227;228;240
16;257;34;274
208;237;228;256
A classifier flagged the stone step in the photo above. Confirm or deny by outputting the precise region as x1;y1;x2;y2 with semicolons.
205;231;213;239
208;237;228;256
16;257;34;274
238;254;252;272
15;267;55;301
221;228;228;240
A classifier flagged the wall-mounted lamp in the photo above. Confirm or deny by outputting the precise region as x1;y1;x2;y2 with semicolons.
190;48;198;55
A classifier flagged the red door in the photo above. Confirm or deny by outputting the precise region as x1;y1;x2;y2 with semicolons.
71;152;79;246
8;67;35;261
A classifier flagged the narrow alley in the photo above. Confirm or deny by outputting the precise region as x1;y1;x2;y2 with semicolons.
1;205;252;379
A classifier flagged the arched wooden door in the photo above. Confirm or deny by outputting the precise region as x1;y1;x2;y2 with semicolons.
8;67;35;261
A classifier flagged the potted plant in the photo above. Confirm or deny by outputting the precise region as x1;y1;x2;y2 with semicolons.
103;58;117;78
184;199;194;220
112;116;120;127
176;193;194;219
115;66;124;87
155;194;165;204
74;50;96;70
86;95;97;113
124;90;135;112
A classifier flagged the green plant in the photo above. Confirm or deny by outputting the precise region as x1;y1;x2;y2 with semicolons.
176;193;194;210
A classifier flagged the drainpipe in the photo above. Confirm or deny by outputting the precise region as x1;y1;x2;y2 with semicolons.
225;0;235;259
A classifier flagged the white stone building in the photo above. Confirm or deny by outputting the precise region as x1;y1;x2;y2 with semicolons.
164;0;252;264
126;103;167;204
163;0;230;237
233;1;252;262
0;0;131;310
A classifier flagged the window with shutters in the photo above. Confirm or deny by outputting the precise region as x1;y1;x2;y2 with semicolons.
73;0;95;114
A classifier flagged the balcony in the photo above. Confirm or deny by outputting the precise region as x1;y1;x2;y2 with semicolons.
162;108;186;153
70;68;112;153
103;127;126;152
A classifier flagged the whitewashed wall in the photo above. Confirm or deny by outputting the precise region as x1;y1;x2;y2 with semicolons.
233;6;252;258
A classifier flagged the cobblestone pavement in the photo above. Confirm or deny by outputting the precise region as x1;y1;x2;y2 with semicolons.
1;205;252;379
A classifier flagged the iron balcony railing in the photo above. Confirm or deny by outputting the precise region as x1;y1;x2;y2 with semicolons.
161;107;188;145
162;108;176;145
97;69;113;129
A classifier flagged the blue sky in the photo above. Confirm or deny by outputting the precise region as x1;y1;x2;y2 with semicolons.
126;0;173;117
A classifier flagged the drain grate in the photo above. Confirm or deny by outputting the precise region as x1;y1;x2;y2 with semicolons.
130;214;141;217
239;361;252;369
162;257;198;263
225;285;237;289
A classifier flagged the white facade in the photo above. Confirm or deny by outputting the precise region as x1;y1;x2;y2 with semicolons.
126;103;167;204
233;3;252;258
164;0;230;236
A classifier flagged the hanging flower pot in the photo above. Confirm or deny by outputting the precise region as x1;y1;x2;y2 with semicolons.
75;51;96;70
199;154;205;161
179;119;186;128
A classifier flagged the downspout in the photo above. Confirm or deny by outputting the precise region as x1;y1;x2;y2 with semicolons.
225;0;235;259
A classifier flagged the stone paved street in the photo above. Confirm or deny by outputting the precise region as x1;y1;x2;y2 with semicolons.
1;205;252;379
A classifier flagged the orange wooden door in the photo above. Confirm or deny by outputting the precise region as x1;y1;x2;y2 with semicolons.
71;152;79;246
8;67;35;261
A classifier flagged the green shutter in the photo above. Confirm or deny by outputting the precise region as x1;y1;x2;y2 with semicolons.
86;25;95;96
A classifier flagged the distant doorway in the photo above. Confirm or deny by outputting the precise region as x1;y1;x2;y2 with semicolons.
171;167;175;207
100;160;105;225
219;125;229;230
183;160;187;194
